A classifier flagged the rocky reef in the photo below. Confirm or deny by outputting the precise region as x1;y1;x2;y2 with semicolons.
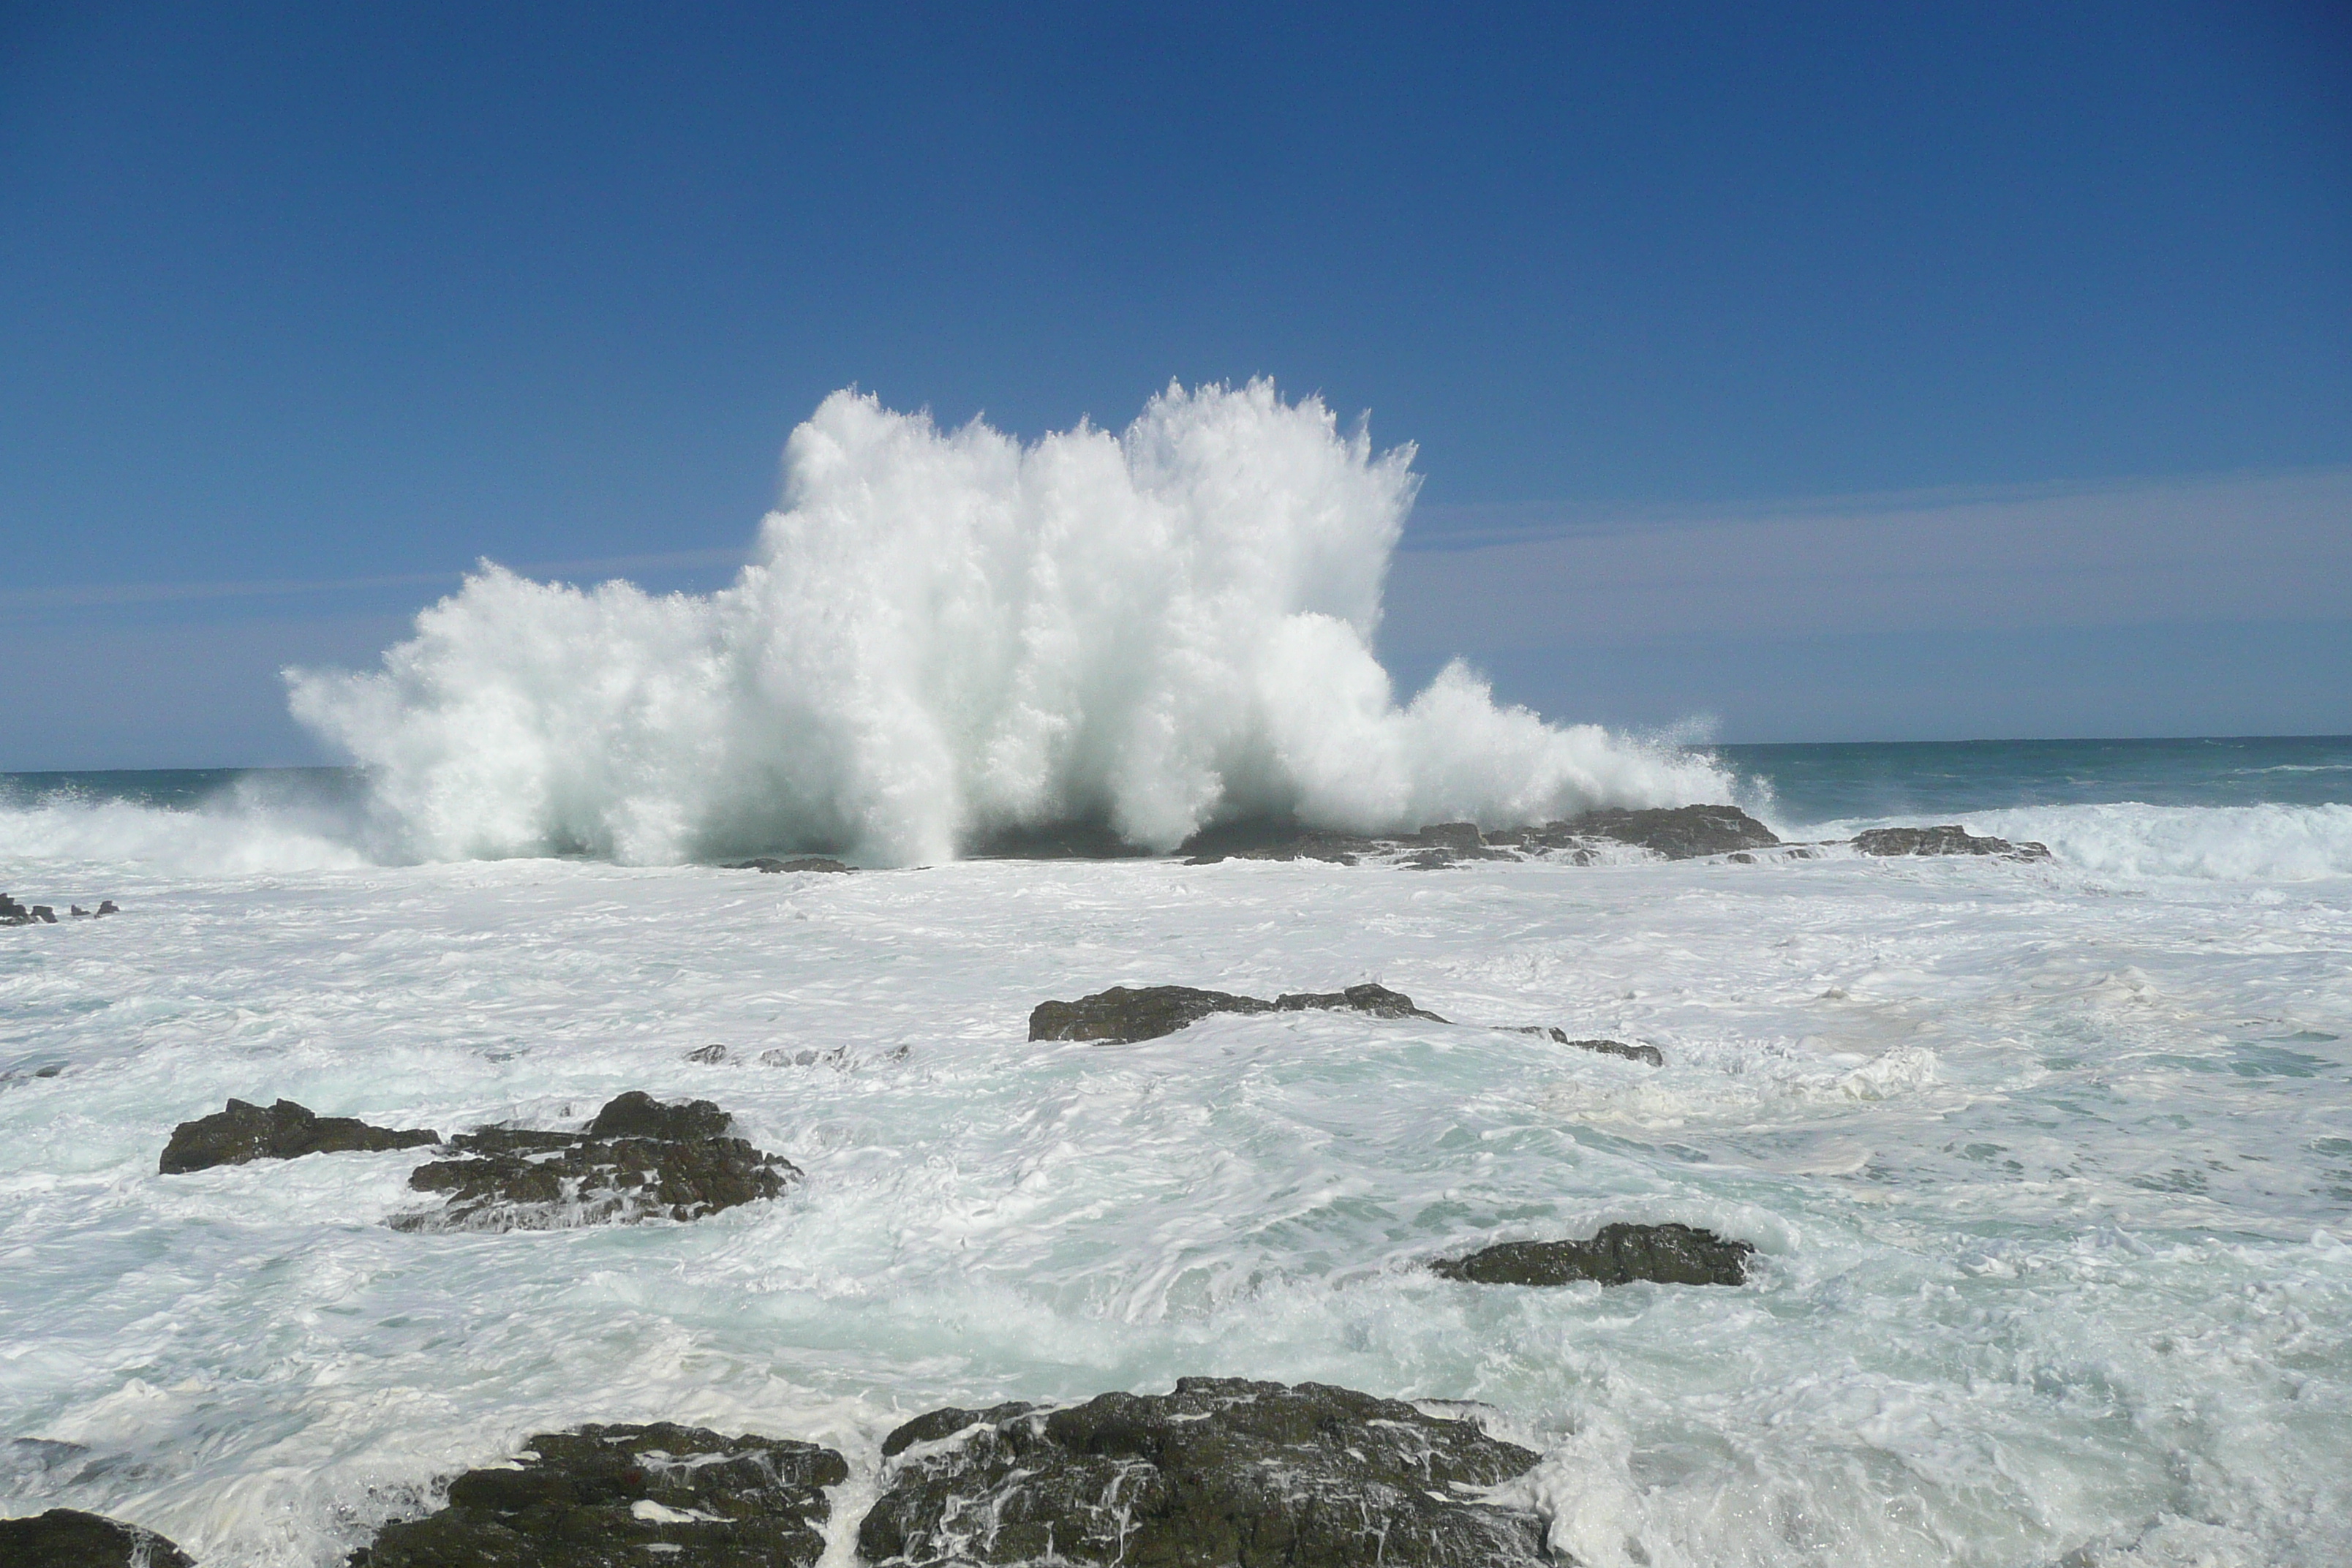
393;1090;800;1232
1432;1221;1754;1287
159;1098;441;1175
1028;982;1444;1044
859;1378;1550;1567
725;856;853;873
353;1422;848;1568
1852;824;2051;860
0;1508;195;1568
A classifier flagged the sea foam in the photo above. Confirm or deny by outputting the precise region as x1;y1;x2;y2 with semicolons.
287;382;1729;866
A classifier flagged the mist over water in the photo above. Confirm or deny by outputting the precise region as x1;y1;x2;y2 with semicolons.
286;382;1731;866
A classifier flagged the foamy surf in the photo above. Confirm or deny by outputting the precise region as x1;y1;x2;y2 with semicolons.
285;382;1731;867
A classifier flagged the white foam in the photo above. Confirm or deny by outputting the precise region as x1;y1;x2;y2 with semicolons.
287;382;1730;865
1817;802;2352;883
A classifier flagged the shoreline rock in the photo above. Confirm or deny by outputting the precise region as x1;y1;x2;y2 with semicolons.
1852;824;2051;861
725;856;852;874
160;1099;442;1175
1433;1221;1754;1286
860;1377;1550;1567
353;1422;848;1568
392;1090;800;1232
0;1509;195;1568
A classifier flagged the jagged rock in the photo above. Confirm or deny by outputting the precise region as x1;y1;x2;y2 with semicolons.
725;856;852;873
1852;825;2051;861
860;1377;1548;1567
159;1098;442;1175
1548;805;1780;860
0;1508;196;1568
1433;1221;1753;1286
353;1422;848;1568
69;905;89;919
1507;1027;1664;1066
963;821;1153;859
393;1091;799;1232
1029;983;1447;1044
97;900;118;916
684;1043;729;1064
29;905;56;924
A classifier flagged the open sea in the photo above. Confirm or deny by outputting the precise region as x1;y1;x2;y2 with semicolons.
3;734;2348;1567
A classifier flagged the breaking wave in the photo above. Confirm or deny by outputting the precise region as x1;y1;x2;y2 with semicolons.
289;382;1731;865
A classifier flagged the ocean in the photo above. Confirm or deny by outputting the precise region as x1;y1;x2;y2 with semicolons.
3;386;2348;1566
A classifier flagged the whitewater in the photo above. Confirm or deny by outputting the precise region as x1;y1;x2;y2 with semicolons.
3;387;2349;1567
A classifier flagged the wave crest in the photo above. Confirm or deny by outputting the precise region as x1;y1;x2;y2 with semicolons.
290;382;1730;865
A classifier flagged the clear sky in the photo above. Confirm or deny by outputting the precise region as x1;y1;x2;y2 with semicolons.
3;1;2348;766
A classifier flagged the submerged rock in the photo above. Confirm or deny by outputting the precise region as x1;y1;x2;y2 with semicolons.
1852;825;2051;861
1028;983;1447;1044
725;856;852;873
159;1098;441;1175
393;1090;799;1232
1433;1221;1753;1286
354;1422;848;1568
1507;1027;1665;1066
1546;804;1781;860
0;1509;195;1568
859;1377;1548;1567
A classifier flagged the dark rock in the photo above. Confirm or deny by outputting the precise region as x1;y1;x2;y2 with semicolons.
97;900;119;916
859;1377;1548;1567
1433;1221;1752;1286
159;1098;442;1175
353;1422;848;1568
726;856;852;873
1726;851;1756;864
1547;805;1780;860
30;905;56;924
0;892;24;921
393;1091;798;1232
34;1063;65;1078
0;1509;196;1568
963;821;1153;860
1852;825;2051;861
684;1043;729;1064
1414;822;1485;853
69;905;90;919
1175;818;1379;866
1029;983;1447;1044
1508;1027;1663;1066
880;1400;1040;1458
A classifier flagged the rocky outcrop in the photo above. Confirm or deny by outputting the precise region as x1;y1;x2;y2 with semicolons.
1543;805;1780;861
354;1423;848;1568
2;893;59;926
964;821;1155;860
1852;825;2051;861
1433;1222;1753;1286
725;856;852;873
1029;983;1446;1044
159;1098;441;1175
1507;1027;1664;1066
393;1091;799;1232
859;1378;1550;1567
0;1509;195;1568
1176;819;1382;865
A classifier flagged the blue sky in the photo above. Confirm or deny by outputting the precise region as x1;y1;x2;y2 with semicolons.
3;1;2348;766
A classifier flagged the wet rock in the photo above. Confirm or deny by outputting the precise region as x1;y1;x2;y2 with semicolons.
860;1377;1548;1567
963;821;1153;859
1507;1027;1663;1066
30;905;57;924
69;905;90;919
393;1091;799;1232
685;1043;729;1064
1029;983;1447;1044
1852;824;2051;861
1545;804;1780;860
725;856;852;873
1433;1221;1752;1286
0;1508;196;1568
97;900;119;916
353;1422;848;1568
1176;818;1380;865
0;892;26;923
159;1098;442;1175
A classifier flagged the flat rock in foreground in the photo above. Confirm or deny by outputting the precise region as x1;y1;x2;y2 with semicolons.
1433;1221;1754;1286
1028;982;1446;1044
860;1376;1549;1567
1852;825;2051;861
354;1422;848;1568
160;1098;441;1175
0;1509;195;1568
1543;805;1781;861
393;1090;800;1232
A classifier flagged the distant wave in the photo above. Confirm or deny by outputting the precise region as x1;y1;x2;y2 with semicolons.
285;382;1731;866
0;788;367;879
